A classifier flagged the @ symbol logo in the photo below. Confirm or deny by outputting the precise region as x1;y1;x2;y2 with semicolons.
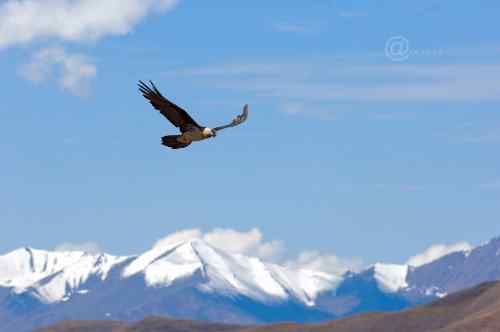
385;36;410;62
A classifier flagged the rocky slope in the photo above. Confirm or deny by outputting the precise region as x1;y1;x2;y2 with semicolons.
37;281;500;332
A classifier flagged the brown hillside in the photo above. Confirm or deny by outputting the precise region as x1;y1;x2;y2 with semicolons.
37;281;500;332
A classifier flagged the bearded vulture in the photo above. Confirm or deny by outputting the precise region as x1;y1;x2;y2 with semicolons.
138;80;249;149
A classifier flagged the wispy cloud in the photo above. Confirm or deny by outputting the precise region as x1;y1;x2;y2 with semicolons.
406;241;472;267
338;11;369;18
2;0;181;95
0;0;180;48
445;123;500;145
154;228;285;261
400;185;426;193
462;129;500;143
274;22;309;34
285;250;364;276
20;46;97;96
166;60;500;116
481;179;500;191
273;21;325;34
153;228;361;277
54;241;103;254
282;102;306;115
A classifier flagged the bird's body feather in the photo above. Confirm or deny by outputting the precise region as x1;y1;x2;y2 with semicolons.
161;135;191;149
178;128;212;143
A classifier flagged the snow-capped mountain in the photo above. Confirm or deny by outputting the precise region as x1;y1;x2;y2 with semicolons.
2;235;500;332
347;237;500;303
121;238;337;306
0;247;129;304
0;239;336;307
406;236;500;298
316;237;500;317
0;238;338;332
0;248;86;290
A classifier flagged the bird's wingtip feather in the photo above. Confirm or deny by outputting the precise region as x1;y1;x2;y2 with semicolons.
138;80;155;95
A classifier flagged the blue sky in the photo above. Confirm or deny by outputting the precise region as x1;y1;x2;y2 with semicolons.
1;0;500;268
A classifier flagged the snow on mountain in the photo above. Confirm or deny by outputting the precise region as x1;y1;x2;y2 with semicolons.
30;253;128;303
406;236;500;297
0;241;404;308
268;265;339;306
0;248;85;290
347;244;473;296
4;233;500;329
0;238;338;307
373;263;408;293
332;237;500;315
123;238;338;306
4;234;500;332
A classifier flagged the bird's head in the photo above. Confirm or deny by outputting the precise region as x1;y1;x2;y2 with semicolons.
203;127;217;138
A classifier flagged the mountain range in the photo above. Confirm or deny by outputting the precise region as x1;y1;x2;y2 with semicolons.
37;281;500;332
2;236;500;332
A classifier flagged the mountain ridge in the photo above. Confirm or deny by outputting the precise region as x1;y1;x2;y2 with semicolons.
35;281;500;332
3;235;500;332
0;239;339;307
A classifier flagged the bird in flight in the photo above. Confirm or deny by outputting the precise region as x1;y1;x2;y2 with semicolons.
138;80;249;149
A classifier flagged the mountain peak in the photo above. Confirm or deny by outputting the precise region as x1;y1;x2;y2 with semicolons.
120;237;336;306
0;247;88;289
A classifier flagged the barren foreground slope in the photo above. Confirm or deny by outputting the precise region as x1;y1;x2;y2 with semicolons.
38;281;500;332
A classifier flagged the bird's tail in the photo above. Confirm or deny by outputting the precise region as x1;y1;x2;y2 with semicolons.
161;135;191;149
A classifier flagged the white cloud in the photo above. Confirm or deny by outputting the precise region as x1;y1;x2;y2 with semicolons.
153;228;285;261
481;179;500;190
168;62;500;112
406;241;473;267
285;250;364;277
462;130;500;143
54;241;103;254
338;11;368;18
282;102;306;115
273;22;310;34
254;240;285;260
2;0;181;95
153;228;361;277
203;228;282;259
153;229;203;249
273;21;326;34
0;0;180;48
203;228;263;254
20;46;97;96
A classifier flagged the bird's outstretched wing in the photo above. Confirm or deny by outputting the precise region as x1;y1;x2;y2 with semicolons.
138;80;201;132
214;104;249;132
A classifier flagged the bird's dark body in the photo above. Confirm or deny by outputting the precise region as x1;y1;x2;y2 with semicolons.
161;135;190;149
